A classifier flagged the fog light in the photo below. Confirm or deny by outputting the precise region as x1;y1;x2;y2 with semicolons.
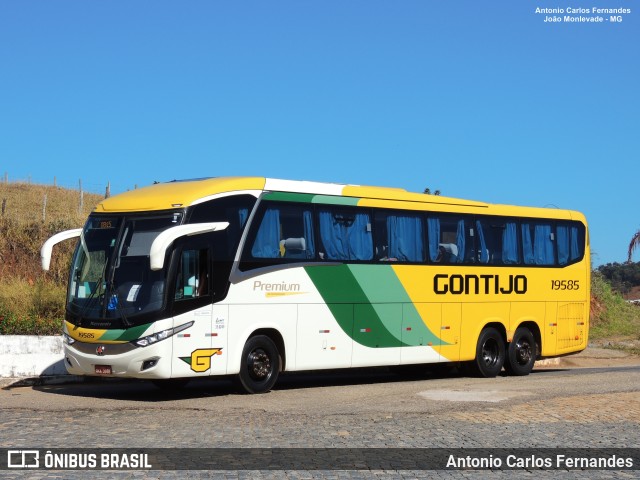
141;358;159;371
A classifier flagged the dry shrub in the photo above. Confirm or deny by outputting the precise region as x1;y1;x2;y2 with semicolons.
0;182;103;334
590;271;640;339
0;278;66;334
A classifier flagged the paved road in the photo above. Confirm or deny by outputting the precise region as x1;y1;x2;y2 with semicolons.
1;362;639;479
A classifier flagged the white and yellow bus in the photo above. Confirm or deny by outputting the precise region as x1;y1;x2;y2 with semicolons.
41;177;590;393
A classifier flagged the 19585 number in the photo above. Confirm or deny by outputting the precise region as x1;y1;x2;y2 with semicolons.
551;280;580;290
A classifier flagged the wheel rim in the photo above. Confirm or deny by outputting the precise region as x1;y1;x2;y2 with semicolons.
482;338;500;367
514;339;532;366
247;348;272;381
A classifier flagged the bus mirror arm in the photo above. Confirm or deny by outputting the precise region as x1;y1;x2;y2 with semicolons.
149;222;229;271
41;228;83;271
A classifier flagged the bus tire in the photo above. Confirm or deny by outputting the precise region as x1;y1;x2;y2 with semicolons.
473;327;505;378
238;335;280;394
505;327;536;376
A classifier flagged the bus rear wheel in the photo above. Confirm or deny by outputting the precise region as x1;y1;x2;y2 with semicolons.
238;335;280;394
472;327;505;378
505;327;536;376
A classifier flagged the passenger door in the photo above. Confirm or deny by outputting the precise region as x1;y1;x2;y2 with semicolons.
170;241;223;378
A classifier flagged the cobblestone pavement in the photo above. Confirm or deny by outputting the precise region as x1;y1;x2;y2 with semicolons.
1;362;639;479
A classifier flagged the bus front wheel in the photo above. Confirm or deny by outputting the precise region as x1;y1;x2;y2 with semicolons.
238;335;280;394
472;327;505;378
505;327;536;376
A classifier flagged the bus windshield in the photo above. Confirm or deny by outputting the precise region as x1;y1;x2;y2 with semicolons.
67;213;183;326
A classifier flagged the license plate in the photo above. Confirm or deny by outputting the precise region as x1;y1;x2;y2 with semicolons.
95;365;112;375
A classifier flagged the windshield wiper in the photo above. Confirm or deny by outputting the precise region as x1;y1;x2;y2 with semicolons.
78;261;108;327
105;282;134;328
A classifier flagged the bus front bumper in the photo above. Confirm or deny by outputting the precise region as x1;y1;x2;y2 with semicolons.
63;340;173;379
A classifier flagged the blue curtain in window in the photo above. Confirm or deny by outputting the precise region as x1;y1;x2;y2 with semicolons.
427;218;440;262
238;209;248;228
522;224;534;264
570;226;580;261
387;216;424;262
557;225;569;265
534;224;554;265
502;222;519;264
303;210;315;258
475;221;489;264
455;220;466;263
319;211;348;260
251;209;280;258
558;225;581;264
348;213;373;260
319;211;372;261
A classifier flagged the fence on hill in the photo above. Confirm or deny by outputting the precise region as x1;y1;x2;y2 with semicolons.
1;172;141;222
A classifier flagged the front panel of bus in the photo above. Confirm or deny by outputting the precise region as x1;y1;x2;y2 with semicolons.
61;194;257;380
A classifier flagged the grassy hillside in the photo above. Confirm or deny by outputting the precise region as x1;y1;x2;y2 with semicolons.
0;182;103;334
590;271;640;353
0;182;639;350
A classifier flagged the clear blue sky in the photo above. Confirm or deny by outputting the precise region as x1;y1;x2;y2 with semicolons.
1;1;637;266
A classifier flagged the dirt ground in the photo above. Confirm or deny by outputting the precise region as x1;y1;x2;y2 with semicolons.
536;341;640;369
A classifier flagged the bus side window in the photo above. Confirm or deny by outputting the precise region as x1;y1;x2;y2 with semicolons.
175;248;209;301
475;218;521;265
318;208;373;261
557;222;584;265
428;215;470;264
522;222;555;265
245;203;316;261
374;211;424;262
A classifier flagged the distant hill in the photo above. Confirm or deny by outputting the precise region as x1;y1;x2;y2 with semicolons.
0;182;103;280
597;262;640;300
0;182;103;333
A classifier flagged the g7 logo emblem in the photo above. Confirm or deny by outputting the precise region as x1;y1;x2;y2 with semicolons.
179;348;222;372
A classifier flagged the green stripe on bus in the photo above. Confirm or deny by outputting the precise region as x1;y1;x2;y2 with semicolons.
305;265;403;348
263;192;315;203
305;264;443;348
262;192;360;206
311;195;359;206
98;322;153;342
348;265;443;346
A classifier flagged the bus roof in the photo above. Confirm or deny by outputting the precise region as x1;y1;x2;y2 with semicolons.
92;176;585;222
94;177;266;212
93;176;485;213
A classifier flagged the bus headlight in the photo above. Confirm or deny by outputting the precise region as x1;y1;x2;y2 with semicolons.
63;333;76;345
133;321;194;347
